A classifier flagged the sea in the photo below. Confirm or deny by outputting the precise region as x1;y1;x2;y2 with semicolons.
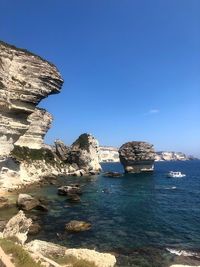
1;160;200;266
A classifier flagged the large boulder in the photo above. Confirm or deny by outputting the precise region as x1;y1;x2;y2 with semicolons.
17;194;40;211
67;133;102;174
3;210;32;244
17;194;48;211
119;141;155;173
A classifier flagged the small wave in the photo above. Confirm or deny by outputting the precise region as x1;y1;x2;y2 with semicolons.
164;186;177;190
166;248;200;257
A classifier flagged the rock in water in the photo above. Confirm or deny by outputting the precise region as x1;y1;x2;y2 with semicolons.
119;141;155;173
3;210;32;244
17;194;40;211
57;184;82;196
65;220;92;232
67;133;102;174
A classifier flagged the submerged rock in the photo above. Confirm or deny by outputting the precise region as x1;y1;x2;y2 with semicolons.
3;210;32;244
103;172;123;178
67;194;81;203
119;141;155;173
65;220;92;232
58;185;82;196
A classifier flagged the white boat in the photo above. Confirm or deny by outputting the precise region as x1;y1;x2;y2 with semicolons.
167;171;186;178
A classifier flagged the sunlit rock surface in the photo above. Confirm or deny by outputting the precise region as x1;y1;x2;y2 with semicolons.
0;41;101;191
119;141;155;173
16;108;53;149
0;40;63;156
66;133;102;174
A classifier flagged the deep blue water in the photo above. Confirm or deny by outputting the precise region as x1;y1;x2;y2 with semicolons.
25;160;200;253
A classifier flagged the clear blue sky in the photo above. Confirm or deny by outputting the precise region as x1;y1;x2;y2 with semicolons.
0;0;200;156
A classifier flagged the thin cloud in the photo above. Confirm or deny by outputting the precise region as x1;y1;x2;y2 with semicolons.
149;109;159;114
144;109;160;115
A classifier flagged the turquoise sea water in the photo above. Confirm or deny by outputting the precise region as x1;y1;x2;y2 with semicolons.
1;160;200;266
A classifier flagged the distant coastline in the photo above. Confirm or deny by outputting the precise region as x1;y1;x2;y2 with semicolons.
99;146;198;163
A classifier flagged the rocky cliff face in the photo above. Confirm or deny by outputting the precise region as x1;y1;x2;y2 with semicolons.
119;141;155;173
0;41;63;156
0;41;101;191
15;108;53;149
155;151;189;161
99;146;119;162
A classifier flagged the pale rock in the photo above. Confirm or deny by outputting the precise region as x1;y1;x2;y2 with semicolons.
67;133;102;174
25;240;66;258
3;210;32;244
0;40;63;157
16;108;53;149
65;248;116;267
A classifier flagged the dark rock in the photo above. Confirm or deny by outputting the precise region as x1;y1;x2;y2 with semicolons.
119;141;155;173
0;220;7;231
65;220;91;232
28;222;41;235
54;139;69;161
103;172;123;178
0;197;9;209
58;184;82;196
36;204;48;212
67;194;81;203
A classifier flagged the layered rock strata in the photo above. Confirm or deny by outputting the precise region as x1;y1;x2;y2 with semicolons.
0;41;101;191
15;108;53;149
119;141;155;173
0;40;63;156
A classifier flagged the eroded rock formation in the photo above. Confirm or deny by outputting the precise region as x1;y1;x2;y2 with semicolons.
0;41;63;156
119;141;155;173
66;133;102;174
16;108;53;149
0;41;101;191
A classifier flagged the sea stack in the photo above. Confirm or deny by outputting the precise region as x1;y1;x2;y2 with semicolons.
119;141;155;173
